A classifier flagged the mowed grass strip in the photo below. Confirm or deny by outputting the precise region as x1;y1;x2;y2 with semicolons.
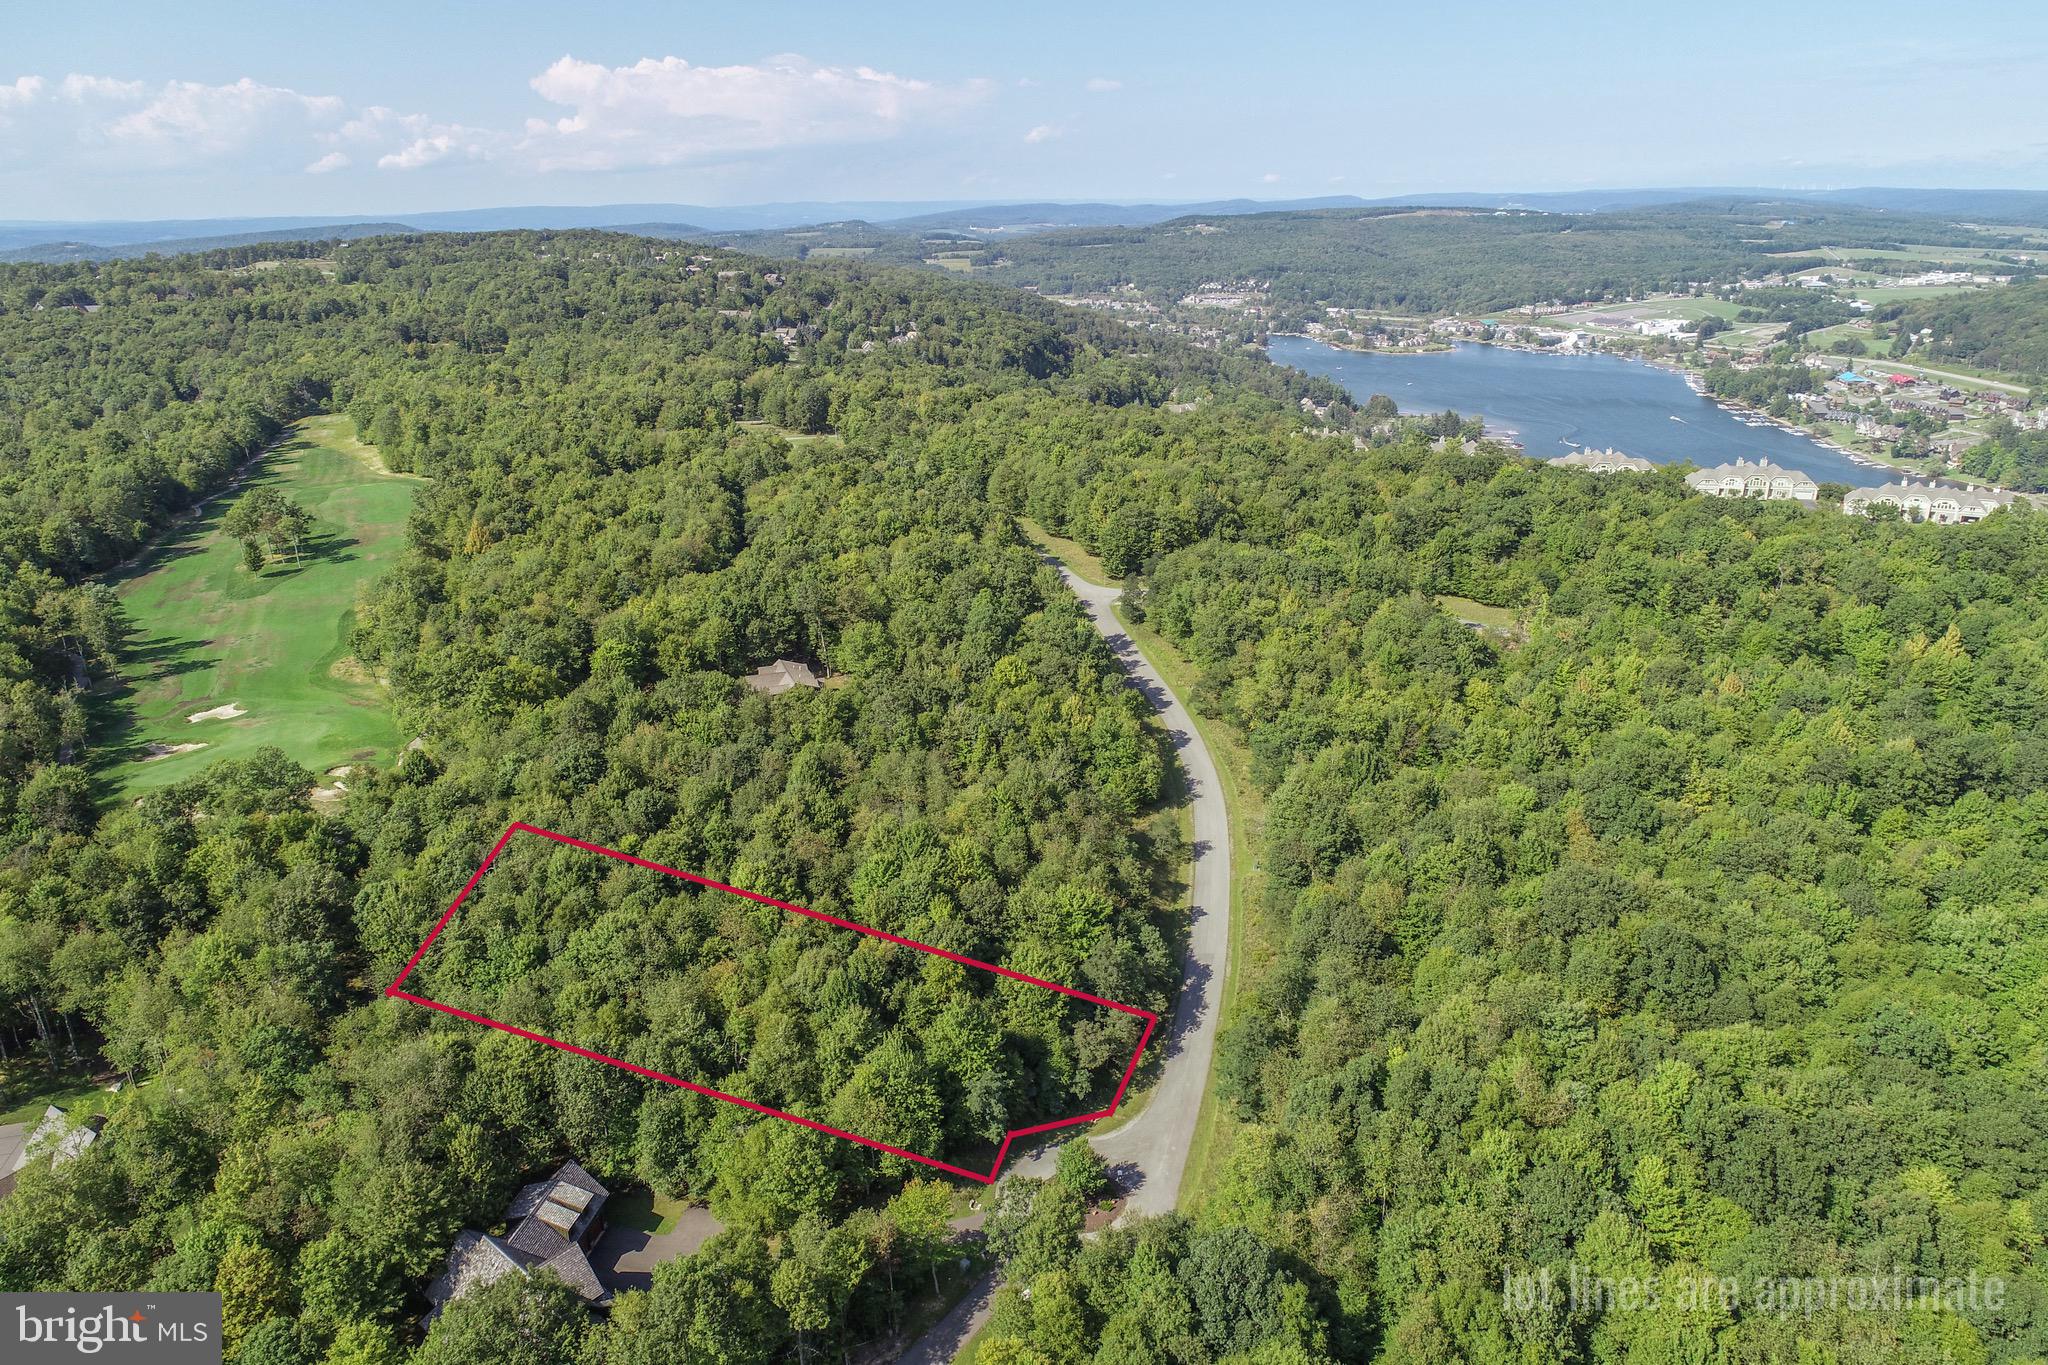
96;415;423;796
1011;516;1273;1207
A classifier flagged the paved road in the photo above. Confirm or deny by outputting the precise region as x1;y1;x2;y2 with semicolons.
1004;564;1232;1215
1861;359;2029;394
898;559;1233;1363
897;1268;1002;1365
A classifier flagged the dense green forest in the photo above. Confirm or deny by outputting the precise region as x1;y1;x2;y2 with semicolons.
1;233;2044;1365
996;431;2048;1363
1955;417;2048;491
0;235;1308;1361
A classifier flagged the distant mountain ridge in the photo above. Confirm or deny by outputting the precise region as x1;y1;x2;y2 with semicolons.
0;222;418;264
7;186;2047;264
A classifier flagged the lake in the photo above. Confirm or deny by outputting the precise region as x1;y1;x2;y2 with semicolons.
1269;335;1884;488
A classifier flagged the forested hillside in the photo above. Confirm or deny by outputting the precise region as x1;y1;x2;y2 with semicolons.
990;432;2048;1363
0;235;1324;1361
0;234;2043;1365
1889;279;2048;384
962;202;2033;314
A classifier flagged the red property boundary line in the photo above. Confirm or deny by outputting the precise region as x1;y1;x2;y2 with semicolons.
385;822;1158;1183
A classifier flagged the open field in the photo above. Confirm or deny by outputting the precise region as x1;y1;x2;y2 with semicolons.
1435;593;1525;633
1848;355;2033;393
1802;321;1886;353
1016;516;1111;584
735;418;844;446
94;414;423;796
1775;243;2026;265
1552;297;1745;328
802;245;878;258
0;1063;118;1127
1849;283;1996;305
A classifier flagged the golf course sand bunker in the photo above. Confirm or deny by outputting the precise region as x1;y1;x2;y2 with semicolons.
100;415;418;799
142;742;208;762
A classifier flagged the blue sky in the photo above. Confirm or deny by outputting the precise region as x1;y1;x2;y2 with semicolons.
5;0;2046;219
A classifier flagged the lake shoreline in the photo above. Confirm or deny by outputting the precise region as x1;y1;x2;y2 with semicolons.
1273;332;2003;489
1269;336;1929;490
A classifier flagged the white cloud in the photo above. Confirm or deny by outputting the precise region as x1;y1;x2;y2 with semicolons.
1085;77;1122;92
58;74;143;102
0;75;47;111
0;71;490;177
324;105;495;172
1262;172;1282;183
1;51;989;189
1024;123;1064;144
101;77;343;161
517;53;989;171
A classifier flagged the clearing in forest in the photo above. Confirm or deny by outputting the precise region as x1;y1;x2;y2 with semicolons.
94;414;423;795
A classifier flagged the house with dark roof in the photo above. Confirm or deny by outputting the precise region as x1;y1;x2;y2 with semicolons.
743;658;822;695
426;1160;613;1317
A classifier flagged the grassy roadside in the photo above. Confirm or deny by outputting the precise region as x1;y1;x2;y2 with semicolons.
1107;602;1271;1209
1013;515;1270;1208
1014;517;1187;1135
1015;517;1110;586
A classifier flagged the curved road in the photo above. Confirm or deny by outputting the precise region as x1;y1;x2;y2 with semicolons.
900;558;1232;1363
1014;564;1232;1210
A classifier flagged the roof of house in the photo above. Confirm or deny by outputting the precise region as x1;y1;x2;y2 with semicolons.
426;1231;526;1307
9;1106;102;1175
429;1160;614;1313
1547;448;1655;472
1844;481;2016;512
537;1244;612;1306
743;659;821;696
1685;457;1818;485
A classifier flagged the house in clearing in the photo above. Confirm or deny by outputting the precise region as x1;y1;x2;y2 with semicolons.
0;1104;105;1200
426;1160;613;1318
1547;448;1655;474
743;659;821;696
1685;457;1819;504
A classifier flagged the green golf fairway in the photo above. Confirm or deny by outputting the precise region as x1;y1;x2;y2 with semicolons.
96;415;423;796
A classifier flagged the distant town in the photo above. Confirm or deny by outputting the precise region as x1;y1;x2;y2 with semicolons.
1046;238;2043;517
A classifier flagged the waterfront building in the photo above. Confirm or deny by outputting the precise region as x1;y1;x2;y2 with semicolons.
1685;457;1819;503
1842;481;2020;524
1547;448;1655;473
